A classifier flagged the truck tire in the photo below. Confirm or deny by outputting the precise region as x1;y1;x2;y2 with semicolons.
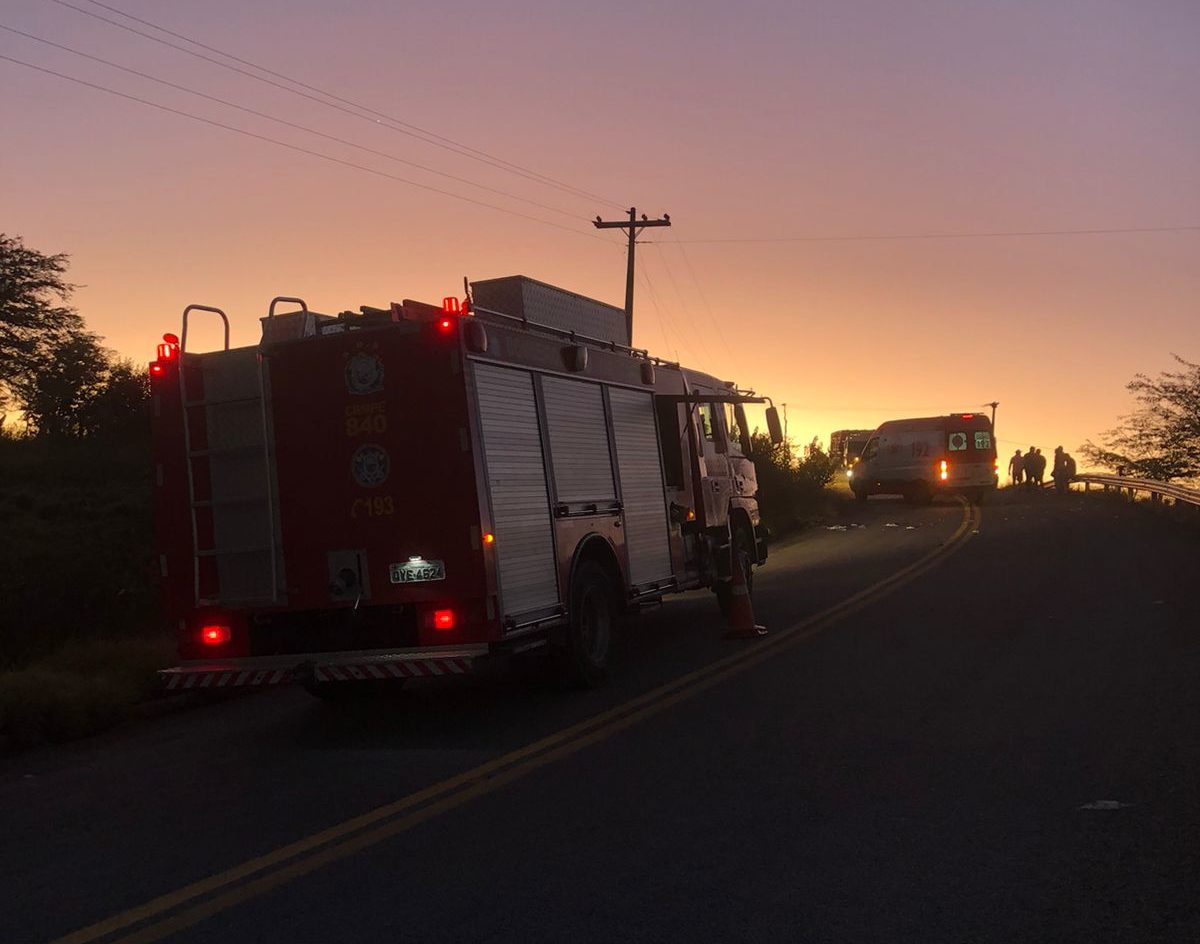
852;482;868;502
553;559;618;687
715;525;755;618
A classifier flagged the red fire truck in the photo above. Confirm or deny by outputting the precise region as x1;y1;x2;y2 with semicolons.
151;276;783;696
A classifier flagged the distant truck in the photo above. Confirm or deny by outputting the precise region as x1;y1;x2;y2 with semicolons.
829;429;874;469
149;276;783;696
848;413;999;503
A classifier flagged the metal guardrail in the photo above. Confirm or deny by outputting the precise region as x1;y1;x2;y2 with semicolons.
1069;473;1200;507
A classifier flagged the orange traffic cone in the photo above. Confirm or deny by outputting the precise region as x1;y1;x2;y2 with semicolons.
724;545;767;639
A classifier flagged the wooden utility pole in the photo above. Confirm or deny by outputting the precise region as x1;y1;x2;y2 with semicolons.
593;207;671;343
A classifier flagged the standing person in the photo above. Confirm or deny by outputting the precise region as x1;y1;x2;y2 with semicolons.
1052;446;1070;493
1008;449;1025;487
1035;448;1047;486
1065;450;1077;483
1024;447;1038;487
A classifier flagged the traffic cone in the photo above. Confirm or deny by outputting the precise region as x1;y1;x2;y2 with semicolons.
724;545;767;639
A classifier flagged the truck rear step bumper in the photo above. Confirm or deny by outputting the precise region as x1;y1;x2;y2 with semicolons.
159;645;489;691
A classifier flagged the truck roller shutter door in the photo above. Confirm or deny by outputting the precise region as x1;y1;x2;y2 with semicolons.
541;377;616;503
473;364;558;617
608;388;673;586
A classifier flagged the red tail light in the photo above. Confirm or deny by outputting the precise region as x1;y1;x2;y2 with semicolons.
149;362;165;377
437;317;455;333
939;460;949;481
201;624;231;645
442;297;461;314
433;609;455;630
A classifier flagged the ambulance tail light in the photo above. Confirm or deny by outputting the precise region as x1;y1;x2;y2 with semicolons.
940;460;949;481
433;609;455;631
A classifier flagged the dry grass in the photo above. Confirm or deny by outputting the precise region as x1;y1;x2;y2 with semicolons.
0;636;176;749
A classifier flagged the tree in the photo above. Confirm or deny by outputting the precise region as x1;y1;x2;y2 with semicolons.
0;234;84;410
78;357;150;438
1081;355;1200;482
11;332;109;439
796;437;838;491
1;234;148;439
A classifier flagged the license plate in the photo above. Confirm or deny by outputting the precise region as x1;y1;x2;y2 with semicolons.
389;559;446;584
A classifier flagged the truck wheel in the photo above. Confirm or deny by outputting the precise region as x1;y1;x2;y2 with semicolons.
715;525;755;618
852;483;868;502
553;559;618;687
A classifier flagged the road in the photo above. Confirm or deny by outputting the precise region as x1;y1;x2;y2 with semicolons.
3;490;1199;943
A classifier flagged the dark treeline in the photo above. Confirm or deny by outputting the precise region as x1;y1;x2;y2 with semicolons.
1;233;148;440
1;234;156;673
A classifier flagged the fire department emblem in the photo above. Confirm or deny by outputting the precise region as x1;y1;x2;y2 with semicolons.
351;444;390;487
345;351;384;395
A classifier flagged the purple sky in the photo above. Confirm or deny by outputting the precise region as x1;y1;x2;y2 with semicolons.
3;0;1197;456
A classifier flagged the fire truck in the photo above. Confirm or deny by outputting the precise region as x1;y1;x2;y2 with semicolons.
151;276;783;696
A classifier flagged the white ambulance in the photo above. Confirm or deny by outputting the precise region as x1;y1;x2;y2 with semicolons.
849;413;999;503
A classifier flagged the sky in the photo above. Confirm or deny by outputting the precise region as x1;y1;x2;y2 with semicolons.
2;0;1197;461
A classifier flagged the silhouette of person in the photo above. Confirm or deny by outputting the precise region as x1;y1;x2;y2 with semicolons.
1008;449;1024;486
1052;446;1070;493
1023;447;1038;487
1034;448;1047;486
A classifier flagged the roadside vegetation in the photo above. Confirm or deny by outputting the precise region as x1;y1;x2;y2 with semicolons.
1;233;166;749
747;431;844;536
1081;355;1200;484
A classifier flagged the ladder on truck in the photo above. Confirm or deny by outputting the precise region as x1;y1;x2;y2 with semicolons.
179;305;284;606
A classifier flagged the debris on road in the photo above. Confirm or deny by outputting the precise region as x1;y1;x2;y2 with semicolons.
1078;800;1134;810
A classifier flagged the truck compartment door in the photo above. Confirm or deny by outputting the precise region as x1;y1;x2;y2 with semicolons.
473;364;559;618
540;376;617;508
609;388;673;587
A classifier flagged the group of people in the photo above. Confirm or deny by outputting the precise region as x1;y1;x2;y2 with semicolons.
1009;446;1077;493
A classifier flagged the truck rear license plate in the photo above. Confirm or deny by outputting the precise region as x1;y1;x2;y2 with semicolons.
389;559;446;584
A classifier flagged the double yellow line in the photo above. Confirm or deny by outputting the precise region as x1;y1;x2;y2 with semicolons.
55;500;980;944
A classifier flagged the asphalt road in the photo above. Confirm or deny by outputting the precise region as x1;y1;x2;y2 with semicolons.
3;490;1198;943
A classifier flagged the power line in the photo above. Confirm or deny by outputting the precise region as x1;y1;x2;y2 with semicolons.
637;265;687;363
0;22;586;221
0;52;607;241
649;244;713;366
46;0;626;210
666;235;735;366
77;0;625;209
663;225;1200;244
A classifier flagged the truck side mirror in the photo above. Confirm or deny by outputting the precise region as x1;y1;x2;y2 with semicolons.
765;406;784;444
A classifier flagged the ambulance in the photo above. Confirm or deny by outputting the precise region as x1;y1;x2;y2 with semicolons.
849;413;998;503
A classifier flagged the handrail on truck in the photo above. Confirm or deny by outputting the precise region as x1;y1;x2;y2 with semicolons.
267;296;309;319
180;304;230;353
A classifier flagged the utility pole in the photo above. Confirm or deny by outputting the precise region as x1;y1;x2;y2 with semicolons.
593;207;671;344
985;401;999;435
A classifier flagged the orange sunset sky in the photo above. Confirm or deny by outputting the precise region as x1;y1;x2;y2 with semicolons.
3;0;1197;460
